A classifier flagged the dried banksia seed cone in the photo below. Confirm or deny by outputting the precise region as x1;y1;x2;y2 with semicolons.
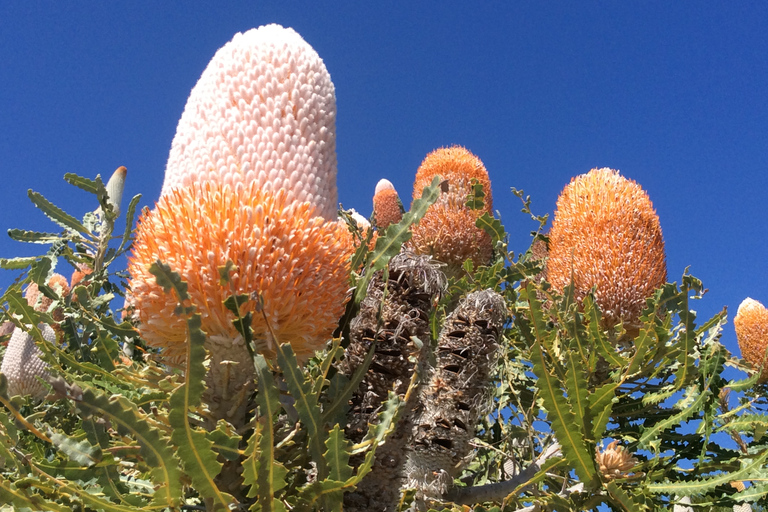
0;324;56;399
127;181;354;424
404;289;507;499
734;298;768;382
408;146;494;275
162;24;339;221
596;440;639;480
341;251;446;512
547;168;666;333
373;179;404;229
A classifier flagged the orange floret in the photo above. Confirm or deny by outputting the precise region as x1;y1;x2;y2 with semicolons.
373;179;404;229
734;298;768;382
127;181;355;361
547;168;666;332
412;145;493;213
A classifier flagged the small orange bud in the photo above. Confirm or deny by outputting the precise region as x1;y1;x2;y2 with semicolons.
734;298;768;382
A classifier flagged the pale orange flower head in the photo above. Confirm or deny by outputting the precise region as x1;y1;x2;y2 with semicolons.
547;168;666;332
412;145;493;213
127;181;355;361
409;146;494;274
734;298;768;382
372;179;403;229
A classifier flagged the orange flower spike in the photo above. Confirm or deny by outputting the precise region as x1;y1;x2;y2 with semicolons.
409;146;494;274
373;179;404;229
734;298;768;382
547;168;667;332
127;181;355;362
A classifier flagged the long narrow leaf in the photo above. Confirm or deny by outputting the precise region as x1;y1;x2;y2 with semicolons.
28;189;89;234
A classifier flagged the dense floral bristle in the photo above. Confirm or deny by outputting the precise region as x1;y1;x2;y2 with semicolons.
25;273;69;323
412;145;493;212
408;146;494;273
372;179;403;229
734;298;768;382
127;181;355;361
162;24;339;220
547;168;666;332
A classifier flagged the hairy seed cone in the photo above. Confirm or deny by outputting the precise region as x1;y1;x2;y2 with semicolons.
735;298;768;382
547;168;666;333
341;251;446;512
404;289;507;499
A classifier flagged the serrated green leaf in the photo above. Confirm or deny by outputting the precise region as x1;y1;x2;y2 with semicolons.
28;189;89;234
606;481;648;511
6;229;65;244
466;179;486;210
524;284;598;488
64;172;101;195
116;194;141;254
50;431;102;467
731;482;768;503
325;424;353;483
248;355;289;510
149;260;195;315
0;256;38;270
0;474;70;512
169;314;234;508
75;388;183;508
476;212;505;243
646;449;768;495
584;294;627;368
587;383;618;441
321;338;377;427
564;344;590;438
274;342;327;477
354;176;441;303
207;420;242;462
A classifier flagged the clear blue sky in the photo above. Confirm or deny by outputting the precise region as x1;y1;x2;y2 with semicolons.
1;2;766;360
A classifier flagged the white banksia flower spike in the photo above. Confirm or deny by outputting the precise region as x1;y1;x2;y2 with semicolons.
0;324;56;399
162;24;339;220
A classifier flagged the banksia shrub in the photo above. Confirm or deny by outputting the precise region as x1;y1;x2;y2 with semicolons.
734;297;768;382
372;178;404;229
409;146;494;274
405;289;507;500
547;167;666;333
341;251;446;512
162;24;339;220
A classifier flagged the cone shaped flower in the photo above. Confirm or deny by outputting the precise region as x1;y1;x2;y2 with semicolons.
734;298;768;382
373;179;404;229
409;146;493;273
127;181;355;362
0;324;56;399
547;168;666;331
162;24;339;220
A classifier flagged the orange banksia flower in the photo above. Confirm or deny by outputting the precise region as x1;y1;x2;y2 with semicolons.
409;146;494;273
127;181;355;362
547;168;666;332
734;298;768;382
372;179;404;229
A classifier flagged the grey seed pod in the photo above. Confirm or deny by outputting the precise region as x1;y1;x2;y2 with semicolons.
341;251;446;512
405;289;507;500
0;324;56;399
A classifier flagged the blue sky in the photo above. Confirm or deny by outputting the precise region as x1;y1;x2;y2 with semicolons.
1;2;766;361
